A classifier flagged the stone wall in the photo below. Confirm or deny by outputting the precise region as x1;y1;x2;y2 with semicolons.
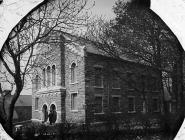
64;44;86;123
32;35;66;123
84;52;162;124
32;88;65;123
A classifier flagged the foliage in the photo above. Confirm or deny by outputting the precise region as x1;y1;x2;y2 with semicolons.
85;0;184;114
111;0;180;70
14;118;165;140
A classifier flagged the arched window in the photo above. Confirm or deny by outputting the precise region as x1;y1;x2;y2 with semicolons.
71;63;76;83
49;104;57;124
42;104;48;122
35;75;39;90
52;65;56;86
47;66;51;86
42;68;46;87
94;67;103;87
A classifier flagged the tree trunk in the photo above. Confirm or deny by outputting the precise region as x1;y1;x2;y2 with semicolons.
3;120;13;137
3;80;23;137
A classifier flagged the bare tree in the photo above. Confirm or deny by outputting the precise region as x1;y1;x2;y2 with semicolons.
0;0;90;136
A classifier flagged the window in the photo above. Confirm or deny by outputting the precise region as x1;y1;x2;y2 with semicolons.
35;97;39;110
94;67;103;87
142;101;147;113
144;76;150;90
127;72;134;89
71;63;76;83
152;98;159;112
42;104;48;122
52;65;56;86
49;104;57;124
42;68;46;87
35;75;39;90
147;76;153;90
94;96;103;113
47;66;51;86
152;77;158;91
112;71;121;89
112;96;121;112
71;93;78;110
169;103;172;113
128;97;135;113
141;75;148;90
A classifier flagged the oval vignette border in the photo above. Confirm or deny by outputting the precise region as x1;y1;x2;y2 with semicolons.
0;0;185;140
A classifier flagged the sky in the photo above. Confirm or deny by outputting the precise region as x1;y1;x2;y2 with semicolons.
89;0;117;19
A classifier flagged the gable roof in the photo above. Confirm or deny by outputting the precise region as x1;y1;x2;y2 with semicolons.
37;31;159;71
61;32;159;70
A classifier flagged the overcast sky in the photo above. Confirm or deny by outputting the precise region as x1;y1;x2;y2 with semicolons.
89;0;117;19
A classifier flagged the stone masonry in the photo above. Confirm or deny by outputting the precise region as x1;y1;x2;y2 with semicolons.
32;32;162;125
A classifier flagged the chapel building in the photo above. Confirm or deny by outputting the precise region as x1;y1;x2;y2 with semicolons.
32;32;162;124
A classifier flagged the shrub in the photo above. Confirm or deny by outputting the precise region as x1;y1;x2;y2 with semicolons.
23;124;36;140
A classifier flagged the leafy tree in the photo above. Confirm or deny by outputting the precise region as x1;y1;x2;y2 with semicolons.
85;0;184;134
112;0;184;115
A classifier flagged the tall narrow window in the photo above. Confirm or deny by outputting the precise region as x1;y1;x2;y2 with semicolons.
50;104;57;123
35;97;39;110
112;96;121;112
52;65;56;86
94;96;103;113
47;66;51;86
42;104;48;122
35;75;39;90
152;98;159;112
71;63;76;83
152;77;158;91
141;75;148;90
142;101;147;113
94;67;103;87
112;71;121;89
127;72;134;89
147;76;153;91
169;103;172;113
42;68;46;87
144;75;150;90
146;76;151;90
71;93;77;110
128;96;135;113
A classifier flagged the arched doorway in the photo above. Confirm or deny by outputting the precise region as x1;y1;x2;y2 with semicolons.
42;104;48;122
49;104;57;124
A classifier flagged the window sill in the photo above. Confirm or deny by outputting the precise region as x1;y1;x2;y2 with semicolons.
91;121;104;125
35;109;39;111
71;110;78;112
94;112;104;115
128;111;136;113
152;90;160;92
128;89;134;91
94;86;104;89
70;82;78;85
153;110;160;113
112;87;121;90
112;112;122;114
